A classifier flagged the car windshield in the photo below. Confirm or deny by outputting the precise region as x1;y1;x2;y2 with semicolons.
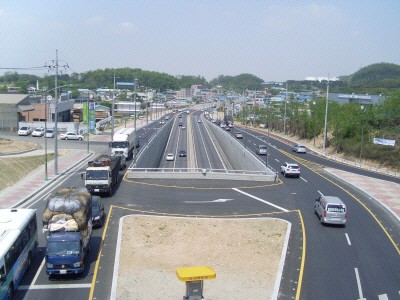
111;141;128;148
47;240;80;256
86;170;109;180
289;165;299;169
259;146;267;149
92;204;100;214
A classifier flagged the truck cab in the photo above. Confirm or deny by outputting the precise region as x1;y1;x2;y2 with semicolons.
46;231;90;275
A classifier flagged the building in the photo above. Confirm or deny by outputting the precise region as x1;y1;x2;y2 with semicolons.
328;93;385;105
0;94;32;131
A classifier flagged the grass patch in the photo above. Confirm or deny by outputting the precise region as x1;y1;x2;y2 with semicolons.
0;154;54;190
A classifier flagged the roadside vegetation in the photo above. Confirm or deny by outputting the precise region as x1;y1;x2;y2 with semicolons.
237;90;400;170
1;62;399;170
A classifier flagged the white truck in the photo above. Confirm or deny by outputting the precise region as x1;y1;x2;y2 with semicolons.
110;127;139;160
83;155;122;196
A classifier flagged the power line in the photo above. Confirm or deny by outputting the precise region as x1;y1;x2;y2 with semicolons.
0;66;48;70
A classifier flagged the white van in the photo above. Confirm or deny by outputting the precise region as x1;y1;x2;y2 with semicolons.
314;196;347;226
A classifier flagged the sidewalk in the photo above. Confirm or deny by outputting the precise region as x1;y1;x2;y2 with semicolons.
0;148;92;208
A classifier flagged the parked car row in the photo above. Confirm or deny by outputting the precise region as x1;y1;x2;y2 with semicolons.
17;127;83;140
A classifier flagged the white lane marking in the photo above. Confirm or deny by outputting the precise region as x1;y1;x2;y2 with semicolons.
31;257;45;286
185;199;234;203
378;294;389;300
317;190;324;196
345;233;351;246
300;177;308;182
354;268;366;300
19;284;91;290
233;188;288;212
275;159;280;162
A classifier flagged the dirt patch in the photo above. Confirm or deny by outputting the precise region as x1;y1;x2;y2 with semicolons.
117;215;288;300
0;139;39;154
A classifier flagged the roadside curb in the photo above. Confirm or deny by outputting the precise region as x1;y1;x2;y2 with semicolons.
0;150;94;209
18;150;94;206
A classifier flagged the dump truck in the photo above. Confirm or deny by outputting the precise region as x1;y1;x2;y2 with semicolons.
43;187;92;276
83;154;121;196
110;127;139;160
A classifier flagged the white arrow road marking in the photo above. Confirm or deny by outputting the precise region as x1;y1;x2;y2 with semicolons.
233;188;288;212
378;294;388;300
184;199;234;204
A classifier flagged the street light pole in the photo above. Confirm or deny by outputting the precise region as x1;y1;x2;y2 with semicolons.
313;101;316;147
359;105;365;163
54;50;59;175
133;79;138;163
283;82;288;134
323;75;330;153
87;92;90;153
111;73;116;140
44;90;49;181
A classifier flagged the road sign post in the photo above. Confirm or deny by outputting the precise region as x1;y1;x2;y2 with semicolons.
176;266;216;300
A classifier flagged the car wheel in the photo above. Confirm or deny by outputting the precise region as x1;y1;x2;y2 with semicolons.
320;215;324;224
65;137;68;140
283;171;287;177
78;137;82;141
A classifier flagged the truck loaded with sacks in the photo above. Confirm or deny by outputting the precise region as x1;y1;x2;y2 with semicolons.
42;187;92;276
82;154;122;196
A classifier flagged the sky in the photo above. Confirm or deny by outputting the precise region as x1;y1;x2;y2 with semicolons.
1;0;399;83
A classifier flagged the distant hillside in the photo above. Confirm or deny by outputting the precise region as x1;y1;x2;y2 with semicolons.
349;62;400;88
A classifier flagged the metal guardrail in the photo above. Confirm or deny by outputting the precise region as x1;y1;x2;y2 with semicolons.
127;167;277;182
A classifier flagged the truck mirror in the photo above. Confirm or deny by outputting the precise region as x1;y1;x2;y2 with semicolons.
80;172;85;179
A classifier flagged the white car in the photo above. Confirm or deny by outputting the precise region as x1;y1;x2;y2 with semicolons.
292;144;307;153
18;126;33;136
60;132;83;140
166;153;175;161
32;127;45;137
281;162;301;178
45;129;55;138
235;132;244;139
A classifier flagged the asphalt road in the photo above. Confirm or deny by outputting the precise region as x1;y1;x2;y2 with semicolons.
7;111;400;300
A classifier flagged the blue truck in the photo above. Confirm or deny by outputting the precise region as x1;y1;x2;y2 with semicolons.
42;187;92;276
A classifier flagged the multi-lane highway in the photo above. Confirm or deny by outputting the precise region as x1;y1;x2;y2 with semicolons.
9;109;400;299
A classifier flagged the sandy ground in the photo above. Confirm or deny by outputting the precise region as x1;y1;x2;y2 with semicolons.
116;215;289;300
0;139;38;154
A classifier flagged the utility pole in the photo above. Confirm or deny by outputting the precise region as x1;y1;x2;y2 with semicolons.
44;50;69;176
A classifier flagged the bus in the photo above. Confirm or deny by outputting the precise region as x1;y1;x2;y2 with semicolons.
0;209;38;299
